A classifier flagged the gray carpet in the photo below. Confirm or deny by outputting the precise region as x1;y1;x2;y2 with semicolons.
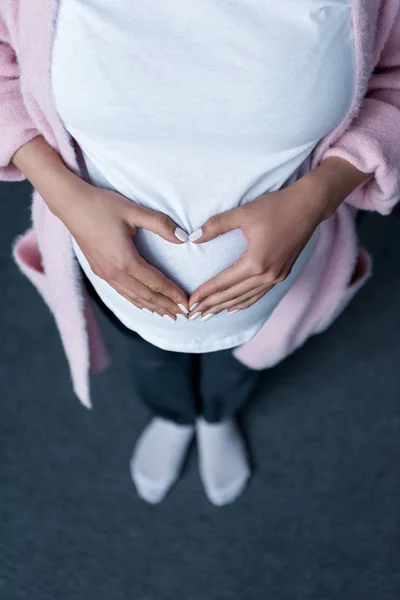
1;181;399;600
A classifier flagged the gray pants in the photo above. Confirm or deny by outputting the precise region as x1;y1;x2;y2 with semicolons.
128;331;261;425
83;269;261;424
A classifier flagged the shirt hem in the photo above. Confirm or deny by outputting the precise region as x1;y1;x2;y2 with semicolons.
114;314;264;353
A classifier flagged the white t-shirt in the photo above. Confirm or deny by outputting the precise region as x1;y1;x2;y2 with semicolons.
51;0;354;353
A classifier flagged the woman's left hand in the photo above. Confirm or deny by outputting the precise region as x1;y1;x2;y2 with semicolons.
188;158;369;318
187;181;322;318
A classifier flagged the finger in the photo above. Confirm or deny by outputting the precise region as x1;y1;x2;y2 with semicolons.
109;281;176;321
108;280;144;309
110;278;180;320
98;233;189;312
188;254;251;309
112;270;185;318
132;254;189;312
193;273;276;315
201;283;273;317
126;204;189;245
116;263;189;315
228;289;268;312
117;232;190;310
189;207;243;244
92;235;189;315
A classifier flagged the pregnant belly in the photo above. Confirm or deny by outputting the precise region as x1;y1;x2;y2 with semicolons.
133;226;249;296
73;215;319;352
75;151;319;352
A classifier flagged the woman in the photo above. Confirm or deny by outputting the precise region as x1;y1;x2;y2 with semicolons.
1;1;399;506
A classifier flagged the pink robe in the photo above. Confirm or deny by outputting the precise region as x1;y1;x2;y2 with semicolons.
1;0;400;408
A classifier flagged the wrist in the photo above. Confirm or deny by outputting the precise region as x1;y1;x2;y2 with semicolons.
12;135;92;219
296;157;370;222
42;166;90;219
290;168;333;225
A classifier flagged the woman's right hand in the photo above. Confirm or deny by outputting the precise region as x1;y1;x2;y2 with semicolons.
12;136;190;319
57;180;190;319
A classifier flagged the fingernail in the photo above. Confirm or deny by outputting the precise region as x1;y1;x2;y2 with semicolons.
142;308;154;315
189;302;199;311
202;313;215;321
163;314;176;323
189;228;203;242
228;309;240;315
178;303;189;314
176;313;188;322
189;312;201;321
175;227;189;242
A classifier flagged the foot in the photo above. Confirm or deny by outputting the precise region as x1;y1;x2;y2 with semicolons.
130;417;194;504
196;417;251;506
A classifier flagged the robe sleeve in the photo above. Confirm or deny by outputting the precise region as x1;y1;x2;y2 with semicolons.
0;10;40;181
322;7;400;215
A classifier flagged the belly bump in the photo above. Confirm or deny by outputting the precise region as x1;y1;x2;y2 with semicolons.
133;227;249;295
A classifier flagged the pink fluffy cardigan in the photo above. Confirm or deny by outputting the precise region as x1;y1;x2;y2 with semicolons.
1;0;400;408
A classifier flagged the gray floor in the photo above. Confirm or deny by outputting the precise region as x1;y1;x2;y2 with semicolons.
1;180;399;600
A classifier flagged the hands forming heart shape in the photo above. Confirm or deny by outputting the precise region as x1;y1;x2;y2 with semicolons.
58;156;367;323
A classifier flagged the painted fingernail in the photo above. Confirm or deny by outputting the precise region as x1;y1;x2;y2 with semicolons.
175;227;189;242
176;313;189;322
228;309;240;315
142;308;154;315
163;314;176;323
189;312;201;321
202;313;215;321
189;302;199;311
189;228;203;242
178;303;189;314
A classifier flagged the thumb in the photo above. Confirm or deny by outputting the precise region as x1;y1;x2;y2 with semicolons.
189;207;242;243
126;204;188;244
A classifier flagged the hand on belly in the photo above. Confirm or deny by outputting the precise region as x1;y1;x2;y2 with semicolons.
54;181;193;320
185;182;323;319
